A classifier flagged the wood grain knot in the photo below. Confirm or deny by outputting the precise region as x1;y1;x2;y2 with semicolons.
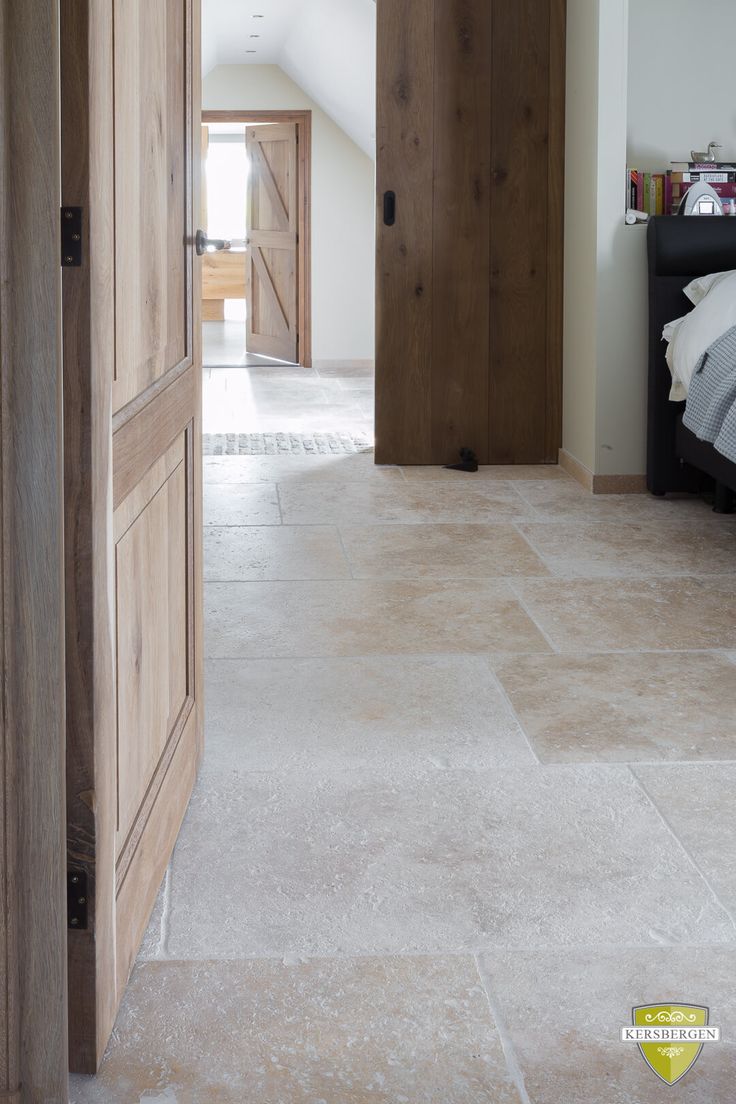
394;78;410;104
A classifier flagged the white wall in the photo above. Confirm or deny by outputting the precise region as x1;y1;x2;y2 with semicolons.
562;0;600;472
563;0;736;479
628;0;736;168
203;64;375;362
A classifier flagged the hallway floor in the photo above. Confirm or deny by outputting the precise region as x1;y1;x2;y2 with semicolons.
71;362;736;1102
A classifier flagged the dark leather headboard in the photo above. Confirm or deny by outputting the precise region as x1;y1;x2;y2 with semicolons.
647;216;736;493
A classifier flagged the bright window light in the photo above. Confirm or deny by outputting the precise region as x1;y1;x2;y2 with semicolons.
206;139;248;241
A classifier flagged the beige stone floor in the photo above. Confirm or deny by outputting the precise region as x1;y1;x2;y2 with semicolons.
71;361;736;1102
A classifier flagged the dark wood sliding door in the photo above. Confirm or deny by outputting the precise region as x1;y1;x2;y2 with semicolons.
375;0;565;465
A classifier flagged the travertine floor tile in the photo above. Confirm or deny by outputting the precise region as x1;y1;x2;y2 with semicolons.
634;764;736;918
495;651;736;762
203;526;350;581
70;956;520;1104
139;766;733;961
203;452;399;485
204;579;551;658
514;479;732;522
480;945;736;1104
204;656;536;771
204;483;281;526
278;481;534;525
399;464;569;482
515;577;736;651
518;520;736;577
340;523;549;579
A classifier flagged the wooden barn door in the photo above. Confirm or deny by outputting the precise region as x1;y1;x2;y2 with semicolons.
61;0;203;1073
375;0;565;465
246;123;299;363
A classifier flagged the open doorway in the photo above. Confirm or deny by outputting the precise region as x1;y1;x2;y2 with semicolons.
201;111;312;369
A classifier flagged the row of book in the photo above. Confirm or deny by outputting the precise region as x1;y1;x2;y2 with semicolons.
627;162;736;217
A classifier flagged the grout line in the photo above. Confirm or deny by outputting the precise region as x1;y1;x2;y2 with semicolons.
136;945;736;971
629;766;736;936
474;956;533;1104
505;579;560;655
335;526;356;579
487;666;541;766
274;481;284;525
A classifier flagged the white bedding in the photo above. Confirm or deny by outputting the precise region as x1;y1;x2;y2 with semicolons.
663;269;736;400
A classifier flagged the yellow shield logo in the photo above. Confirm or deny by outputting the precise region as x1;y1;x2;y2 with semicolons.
633;1004;708;1086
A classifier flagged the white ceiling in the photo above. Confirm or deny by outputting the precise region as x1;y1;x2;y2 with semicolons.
202;0;376;157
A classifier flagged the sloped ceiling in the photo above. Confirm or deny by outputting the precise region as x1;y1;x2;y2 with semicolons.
202;0;376;158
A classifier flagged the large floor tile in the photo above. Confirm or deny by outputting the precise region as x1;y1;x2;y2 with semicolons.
71;956;519;1104
204;483;281;526
518;520;736;577
340;523;549;579
203;452;400;484
316;362;375;377
514;479;731;522
279;482;534;525
139;766;733;961
515;577;736;651
203;656;536;771
204;579;551;658
400;464;569;482
481;945;736;1104
495;651;736;763
634;764;736;918
204;526;350;582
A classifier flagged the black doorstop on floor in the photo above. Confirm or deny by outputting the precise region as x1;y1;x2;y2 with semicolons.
444;447;478;473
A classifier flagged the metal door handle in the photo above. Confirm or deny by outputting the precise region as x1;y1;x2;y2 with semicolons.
195;229;231;256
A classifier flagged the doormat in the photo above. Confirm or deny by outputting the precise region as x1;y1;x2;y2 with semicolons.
203;432;373;456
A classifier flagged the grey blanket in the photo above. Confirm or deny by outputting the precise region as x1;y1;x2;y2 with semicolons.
682;323;736;464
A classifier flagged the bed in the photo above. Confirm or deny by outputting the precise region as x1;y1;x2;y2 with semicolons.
647;215;736;511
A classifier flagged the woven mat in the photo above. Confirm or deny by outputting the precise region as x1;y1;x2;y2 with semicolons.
203;432;373;456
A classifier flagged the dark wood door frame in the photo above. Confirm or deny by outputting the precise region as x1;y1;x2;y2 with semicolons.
202;110;312;368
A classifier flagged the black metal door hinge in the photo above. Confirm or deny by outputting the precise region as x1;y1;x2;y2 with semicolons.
61;207;82;267
67;869;88;930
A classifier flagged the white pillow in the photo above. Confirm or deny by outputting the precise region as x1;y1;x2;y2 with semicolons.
663;271;736;400
683;269;736;306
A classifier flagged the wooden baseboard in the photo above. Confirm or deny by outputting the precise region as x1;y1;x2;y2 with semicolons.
558;448;593;491
559;449;647;494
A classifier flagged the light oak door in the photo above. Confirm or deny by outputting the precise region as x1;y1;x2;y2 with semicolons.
246;123;299;362
61;0;203;1074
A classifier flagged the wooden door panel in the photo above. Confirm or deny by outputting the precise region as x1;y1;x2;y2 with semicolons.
114;436;189;849
113;0;190;413
62;0;202;1074
246;123;298;363
488;0;554;462
375;0;565;466
374;0;435;465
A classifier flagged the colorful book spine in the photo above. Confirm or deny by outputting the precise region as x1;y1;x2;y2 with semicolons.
628;168;639;210
670;171;736;183
670;162;736;171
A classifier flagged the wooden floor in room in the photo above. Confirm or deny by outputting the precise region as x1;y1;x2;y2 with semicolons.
70;355;736;1103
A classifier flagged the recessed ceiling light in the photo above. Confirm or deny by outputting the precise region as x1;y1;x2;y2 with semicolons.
249;34;260;38
246;49;257;53
253;13;264;17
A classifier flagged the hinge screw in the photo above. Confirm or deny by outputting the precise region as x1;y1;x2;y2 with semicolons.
70;917;79;927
